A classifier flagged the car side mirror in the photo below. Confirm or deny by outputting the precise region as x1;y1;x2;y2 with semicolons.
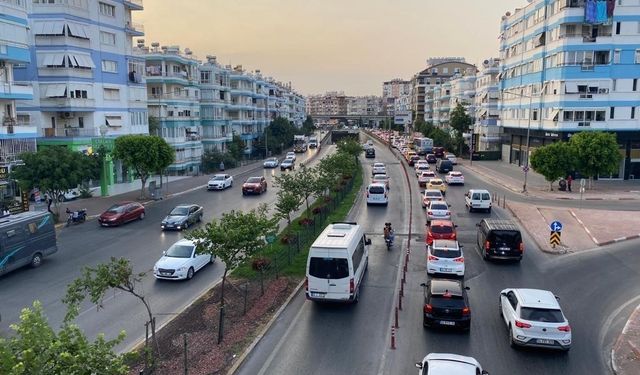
459;245;464;248
365;239;372;246
500;291;508;297
482;371;490;375
464;286;470;290
475;223;480;227
420;282;427;287
162;250;166;255
555;295;560;300
448;204;451;207
454;224;459;228
415;362;423;369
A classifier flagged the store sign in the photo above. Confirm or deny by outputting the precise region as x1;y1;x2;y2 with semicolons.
0;166;8;180
544;132;559;138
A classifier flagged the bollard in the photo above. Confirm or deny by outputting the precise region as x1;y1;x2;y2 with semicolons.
400;281;404;297
391;326;396;350
395;307;399;328
398;293;403;310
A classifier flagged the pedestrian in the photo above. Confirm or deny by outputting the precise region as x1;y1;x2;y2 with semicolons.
219;161;225;171
567;174;573;192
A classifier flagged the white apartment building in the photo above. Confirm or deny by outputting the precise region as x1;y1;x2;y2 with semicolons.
382;79;411;116
347;96;382;116
474;58;502;152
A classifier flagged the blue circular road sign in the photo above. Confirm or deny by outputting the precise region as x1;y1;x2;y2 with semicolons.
550;221;563;232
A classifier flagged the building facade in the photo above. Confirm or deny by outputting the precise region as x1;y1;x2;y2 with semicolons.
499;0;640;179
307;92;349;116
382;78;411;116
347;96;382;116
143;44;201;174
473;58;502;151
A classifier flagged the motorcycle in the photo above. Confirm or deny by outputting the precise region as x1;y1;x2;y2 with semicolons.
66;208;87;227
384;228;394;251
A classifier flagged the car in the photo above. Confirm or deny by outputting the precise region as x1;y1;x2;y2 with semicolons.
366;183;388;205
56;186;99;202
161;204;203;231
286;151;297;161
500;288;572;351
422;189;443;208
427;178;447;195
445;154;458;165
426;220;457;246
415;163;430;177
418;171;437;187
372;174;390;190
445;171;465;185
415;353;488;375
98;201;145;226
242;176;268;195
263;157;279;168
153;239;214;281
365;148;376;158
207;174;233;190
476;219;524;261
280;158;295;171
436;159;453;173
408;155;422;167
427;239;464;277
426;154;437;164
426;201;451;224
433;147;446;159
420;278;471;331
372;162;386;175
465;189;492;213
405;151;417;162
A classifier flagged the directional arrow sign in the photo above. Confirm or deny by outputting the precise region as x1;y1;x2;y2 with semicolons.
550;231;561;247
549;220;563;232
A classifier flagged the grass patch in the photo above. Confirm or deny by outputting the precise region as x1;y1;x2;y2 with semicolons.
231;165;364;279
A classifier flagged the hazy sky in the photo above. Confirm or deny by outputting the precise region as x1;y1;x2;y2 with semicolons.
135;0;525;96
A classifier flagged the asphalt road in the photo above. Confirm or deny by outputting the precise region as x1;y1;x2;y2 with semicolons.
236;137;640;375
0;141;330;353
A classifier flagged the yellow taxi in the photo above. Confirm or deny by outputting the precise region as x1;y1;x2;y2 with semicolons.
427;178;447;196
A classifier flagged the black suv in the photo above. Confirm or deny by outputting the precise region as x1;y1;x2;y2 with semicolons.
476;219;523;261
365;148;375;158
436;159;453;173
426;154;437;164
420;278;471;331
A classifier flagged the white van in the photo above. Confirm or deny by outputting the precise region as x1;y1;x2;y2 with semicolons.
306;222;371;303
366;183;388;205
465;189;492;213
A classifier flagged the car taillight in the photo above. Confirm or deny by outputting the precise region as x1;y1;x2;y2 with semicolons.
350;278;355;294
366;192;369;198
519;242;525;253
426;232;433;244
428;255;439;261
462;307;470;316
424;304;433;313
485;240;491;251
446;211;450;216
454;257;464;263
558;325;571;332
515;320;531;329
427;211;433;215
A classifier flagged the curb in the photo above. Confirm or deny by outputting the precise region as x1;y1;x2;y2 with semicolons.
504;202;564;255
226;279;305;375
611;303;640;375
598;234;640;247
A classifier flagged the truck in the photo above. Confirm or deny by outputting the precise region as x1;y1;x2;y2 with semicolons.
293;135;308;153
415;137;434;155
0;211;58;276
308;135;318;149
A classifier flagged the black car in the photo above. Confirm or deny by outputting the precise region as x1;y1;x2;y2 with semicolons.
365;148;376;158
476;219;523;261
421;278;471;331
433;147;445;159
436;159;453;173
426;154;437;164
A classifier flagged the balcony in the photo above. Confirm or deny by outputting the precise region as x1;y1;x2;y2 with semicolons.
123;0;143;10
40;97;95;109
0;81;33;100
0;118;38;136
42;127;96;138
125;21;144;36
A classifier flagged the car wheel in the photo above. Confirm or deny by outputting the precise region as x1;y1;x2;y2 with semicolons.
139;212;145;220
186;267;194;280
31;253;43;268
487;207;492;214
209;255;215;264
509;326;517;348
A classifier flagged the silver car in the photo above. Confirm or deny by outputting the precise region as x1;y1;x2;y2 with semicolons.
161;204;203;231
263;157;279;168
427;201;451;224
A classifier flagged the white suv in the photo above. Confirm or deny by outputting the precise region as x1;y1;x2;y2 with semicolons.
427;239;464;277
464;189;492;213
372;162;386;175
415;353;488;375
366;183;388;206
500;288;572;351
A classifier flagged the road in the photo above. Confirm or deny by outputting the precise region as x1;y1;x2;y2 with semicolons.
236;136;640;375
0;140;330;353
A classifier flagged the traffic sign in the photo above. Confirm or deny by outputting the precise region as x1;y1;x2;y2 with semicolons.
522;166;530;173
550;231;561;247
549;220;563;232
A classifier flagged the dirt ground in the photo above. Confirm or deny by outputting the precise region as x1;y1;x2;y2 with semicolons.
129;276;300;375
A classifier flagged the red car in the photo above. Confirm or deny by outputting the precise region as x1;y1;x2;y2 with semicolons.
425;219;457;246
242;176;267;195
98;201;145;226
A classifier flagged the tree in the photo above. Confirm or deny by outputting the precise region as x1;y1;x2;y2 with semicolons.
274;190;301;225
294;165;318;215
226;134;246;161
301;115;315;135
449;103;472;156
112;135;175;199
0;301;128;375
336;137;363;164
530;142;576;190
186;204;277;306
148;115;160;136
569;132;621;189
63;257;158;371
11;147;96;220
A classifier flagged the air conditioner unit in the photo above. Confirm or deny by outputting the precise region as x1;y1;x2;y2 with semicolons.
598;88;609;94
59;112;75;119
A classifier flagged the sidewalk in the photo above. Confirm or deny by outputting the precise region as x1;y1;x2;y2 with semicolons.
613;304;640;375
460;160;640;201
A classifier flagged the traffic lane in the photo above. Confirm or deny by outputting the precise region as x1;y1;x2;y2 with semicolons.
0;146;328;341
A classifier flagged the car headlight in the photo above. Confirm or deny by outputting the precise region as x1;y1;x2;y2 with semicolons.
153;265;158;271
177;266;187;272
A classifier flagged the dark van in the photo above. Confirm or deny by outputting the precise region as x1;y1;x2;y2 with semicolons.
476;219;523;261
436;159;453;173
433;147;445;159
365;148;376;158
0;211;58;276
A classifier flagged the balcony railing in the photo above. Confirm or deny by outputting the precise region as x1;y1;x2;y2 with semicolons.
0;0;27;9
42;127;96;138
0;81;33;96
125;21;144;34
40;98;95;107
123;0;143;9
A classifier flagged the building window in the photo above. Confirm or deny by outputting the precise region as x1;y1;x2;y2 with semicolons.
100;31;116;45
99;2;115;17
103;88;120;100
614;49;621;64
632;107;636;119
78;116;84;128
634;79;638;91
610;107;615;119
616;22;621;35
101;60;117;73
636;49;640;63
200;71;210;84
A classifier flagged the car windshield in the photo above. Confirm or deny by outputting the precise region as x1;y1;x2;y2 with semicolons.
431;224;453;234
489;230;522;246
165;244;194;258
284;159;293;163
308;257;349;279
369;185;385;194
430;180;442;185
169;207;189;216
373;175;387;181
425;191;441;197
430;295;465;309
430;203;448;210
267;158;276;162
247;177;262;183
213;176;225;181
106;204;125;213
431;247;461;258
450;172;462;176
520;307;564;323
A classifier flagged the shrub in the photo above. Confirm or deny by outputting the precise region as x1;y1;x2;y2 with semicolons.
312;206;325;215
299;218;314;226
251;257;271;271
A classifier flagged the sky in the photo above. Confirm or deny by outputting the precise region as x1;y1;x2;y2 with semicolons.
135;0;525;96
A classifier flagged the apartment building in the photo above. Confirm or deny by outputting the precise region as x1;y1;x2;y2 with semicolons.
142;43;201;175
307;92;349;116
1;0;35;167
347;96;383;116
382;78;411;116
14;0;148;162
474;58;502;151
499;0;640;179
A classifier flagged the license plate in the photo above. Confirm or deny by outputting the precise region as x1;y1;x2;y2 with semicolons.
160;272;171;276
310;292;325;298
536;339;554;345
440;268;453;272
499;247;510;251
440;321;455;326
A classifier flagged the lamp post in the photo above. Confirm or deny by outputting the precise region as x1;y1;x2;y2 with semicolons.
99;125;109;197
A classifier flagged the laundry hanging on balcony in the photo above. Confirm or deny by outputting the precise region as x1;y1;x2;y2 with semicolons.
585;0;612;24
607;0;615;17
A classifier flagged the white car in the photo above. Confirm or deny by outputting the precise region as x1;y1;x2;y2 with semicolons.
366;183;388;206
465;189;492;213
414;160;429;170
372;162;386;175
422;189;443;208
207;174;233;190
500;288;572;351
415;163;430;177
445;154;458;165
263;157;279;168
427;239;464;277
427;201;451;224
55;186;99;202
153;239;214;280
286;151;296;161
416;353;488;375
445;171;465;185
372;174;390;190
418;171;436;187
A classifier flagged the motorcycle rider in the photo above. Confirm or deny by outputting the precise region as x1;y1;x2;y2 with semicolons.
383;222;395;245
